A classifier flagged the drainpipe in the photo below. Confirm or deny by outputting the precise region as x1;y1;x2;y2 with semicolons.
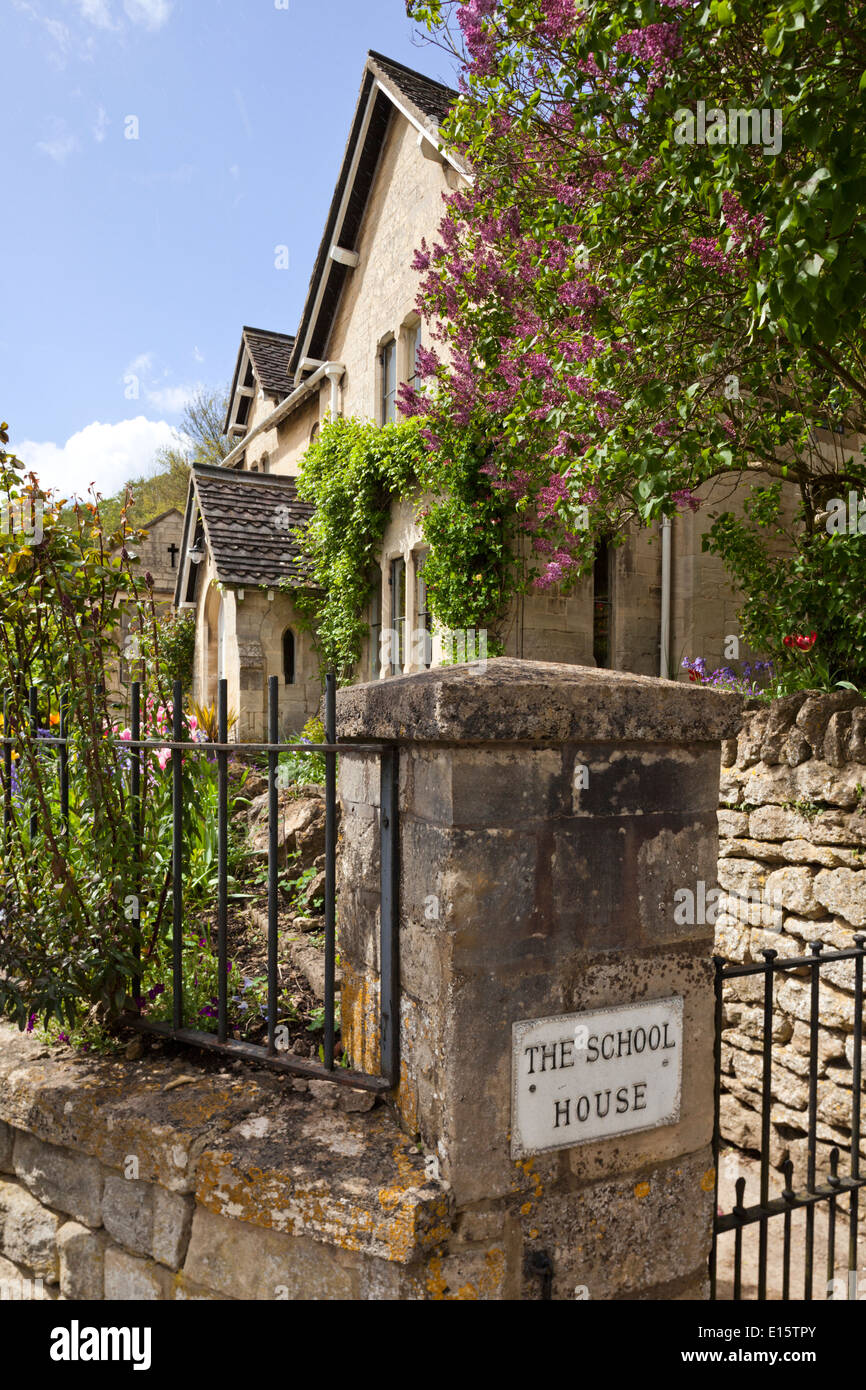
323;364;344;419
660;515;672;680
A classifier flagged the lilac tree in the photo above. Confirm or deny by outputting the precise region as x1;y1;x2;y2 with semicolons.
403;0;866;604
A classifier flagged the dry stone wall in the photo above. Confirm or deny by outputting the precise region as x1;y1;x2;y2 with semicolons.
716;690;866;1172
0;1024;458;1301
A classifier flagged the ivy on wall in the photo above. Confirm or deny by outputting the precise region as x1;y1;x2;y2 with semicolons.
289;416;524;680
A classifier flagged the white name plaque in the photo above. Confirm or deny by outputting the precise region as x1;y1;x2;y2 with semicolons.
511;997;683;1157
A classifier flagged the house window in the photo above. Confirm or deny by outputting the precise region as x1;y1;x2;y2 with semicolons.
592;540;612;669
283;629;296;685
310;422;319;445
370;576;381;679
406;321;422;388
390;556;406;673
415;550;432;669
380;339;397;424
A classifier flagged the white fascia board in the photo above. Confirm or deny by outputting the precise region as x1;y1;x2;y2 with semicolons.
294;83;380;384
373;79;469;177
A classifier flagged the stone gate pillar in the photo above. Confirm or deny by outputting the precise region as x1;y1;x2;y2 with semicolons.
337;659;742;1299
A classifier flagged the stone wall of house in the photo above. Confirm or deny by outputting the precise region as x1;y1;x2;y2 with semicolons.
715;690;866;1172
135;510;185;610
670;473;803;676
328;111;456;424
191;573;319;742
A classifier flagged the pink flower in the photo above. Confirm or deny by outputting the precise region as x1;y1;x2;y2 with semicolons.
411;239;431;272
537;473;570;520
672;488;701;513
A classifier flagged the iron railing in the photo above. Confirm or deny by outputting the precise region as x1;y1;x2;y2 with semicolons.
0;673;399;1093
711;939;866;1300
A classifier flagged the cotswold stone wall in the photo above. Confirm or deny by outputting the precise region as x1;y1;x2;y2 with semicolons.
0;1026;454;1301
716;690;866;1170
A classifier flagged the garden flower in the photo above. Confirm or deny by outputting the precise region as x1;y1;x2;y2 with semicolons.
784;631;817;651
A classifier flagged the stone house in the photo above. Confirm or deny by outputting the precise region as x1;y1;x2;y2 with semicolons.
114;507;185;693
174;49;777;740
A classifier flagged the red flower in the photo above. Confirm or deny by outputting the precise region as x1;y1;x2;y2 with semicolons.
784;631;817;651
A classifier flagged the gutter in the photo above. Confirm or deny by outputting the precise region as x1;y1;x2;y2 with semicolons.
219;361;346;471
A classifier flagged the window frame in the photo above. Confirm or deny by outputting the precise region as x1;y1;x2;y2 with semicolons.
283;628;296;686
380;337;397;425
389;555;406;674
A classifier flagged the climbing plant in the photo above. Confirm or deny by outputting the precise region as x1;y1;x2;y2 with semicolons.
290;416;524;678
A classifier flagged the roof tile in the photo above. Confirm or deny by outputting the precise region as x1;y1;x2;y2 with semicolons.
193;464;315;589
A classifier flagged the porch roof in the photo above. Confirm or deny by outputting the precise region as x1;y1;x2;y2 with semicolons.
189;464;315;591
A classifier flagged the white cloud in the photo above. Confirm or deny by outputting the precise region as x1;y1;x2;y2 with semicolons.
123;0;172;30
14;417;185;500
193;346;205;364
75;0;116;28
145;383;202;413
123;353;202;415
37;126;80;162
13;1;71;52
93;104;109;141
126;351;154;376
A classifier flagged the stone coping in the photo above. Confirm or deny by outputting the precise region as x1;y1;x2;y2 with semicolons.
337;658;743;745
0;1025;448;1264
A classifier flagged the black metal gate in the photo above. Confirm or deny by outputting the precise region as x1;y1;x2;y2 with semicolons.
3;671;399;1093
710;939;866;1300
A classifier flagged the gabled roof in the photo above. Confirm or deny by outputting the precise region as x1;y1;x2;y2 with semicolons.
178;464;315;595
287;50;461;382
368;50;458;131
139;507;184;530
243;328;296;397
223;327;296;438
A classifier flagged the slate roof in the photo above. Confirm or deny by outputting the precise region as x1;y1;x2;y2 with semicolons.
191;464;315;590
242;327;296;398
222;327;296;437
367;50;458;131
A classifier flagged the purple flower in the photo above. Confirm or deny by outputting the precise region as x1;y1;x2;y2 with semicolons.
26;1013;36;1033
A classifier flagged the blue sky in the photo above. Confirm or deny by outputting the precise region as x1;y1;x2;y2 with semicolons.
2;0;456;497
